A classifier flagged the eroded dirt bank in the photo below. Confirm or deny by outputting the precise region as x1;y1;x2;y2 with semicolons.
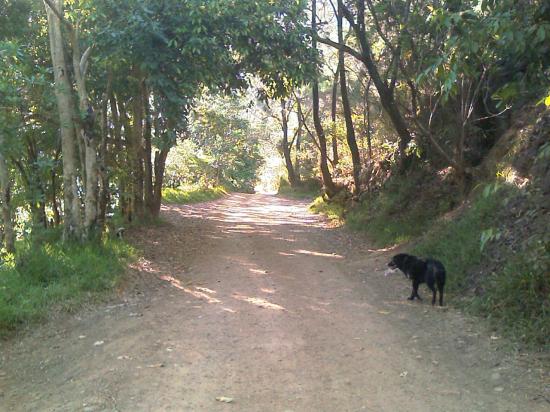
1;194;548;411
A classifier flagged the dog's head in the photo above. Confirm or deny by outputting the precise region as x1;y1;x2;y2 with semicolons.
388;253;407;270
388;254;413;278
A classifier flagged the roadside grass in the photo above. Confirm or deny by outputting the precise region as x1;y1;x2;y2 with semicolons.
309;195;345;224
412;186;549;348
469;250;550;348
277;178;322;200
0;238;135;335
162;186;227;204
346;172;457;247
411;190;502;293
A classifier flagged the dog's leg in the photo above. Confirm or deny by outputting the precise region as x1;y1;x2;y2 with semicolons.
409;280;422;301
437;279;445;306
429;285;436;305
426;279;436;305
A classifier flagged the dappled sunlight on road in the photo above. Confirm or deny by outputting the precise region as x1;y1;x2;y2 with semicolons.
293;249;344;259
232;293;286;311
162;193;326;231
159;275;221;304
130;193;342;318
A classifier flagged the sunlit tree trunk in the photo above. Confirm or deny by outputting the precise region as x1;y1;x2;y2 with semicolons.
44;0;82;240
71;24;99;238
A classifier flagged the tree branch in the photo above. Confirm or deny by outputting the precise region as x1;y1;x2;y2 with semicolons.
317;35;365;64
43;0;73;32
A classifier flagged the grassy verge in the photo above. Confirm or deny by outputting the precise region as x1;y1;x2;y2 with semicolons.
309;194;346;225
346;172;457;247
162;186;227;204
412;186;549;347
277;178;322;200
0;239;135;335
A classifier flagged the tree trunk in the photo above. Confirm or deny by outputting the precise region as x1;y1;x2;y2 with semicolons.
295;108;303;181
44;0;82;240
331;67;339;166
142;84;154;215
312;0;338;197
280;100;298;187
116;97;133;221
130;76;145;220
71;25;99;238
51;155;61;226
364;79;373;159
98;84;111;230
338;0;361;195
151;147;170;218
343;0;412;170
0;133;15;253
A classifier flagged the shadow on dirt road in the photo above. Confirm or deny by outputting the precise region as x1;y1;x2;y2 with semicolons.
1;194;548;411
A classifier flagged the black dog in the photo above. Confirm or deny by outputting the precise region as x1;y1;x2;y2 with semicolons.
388;253;446;306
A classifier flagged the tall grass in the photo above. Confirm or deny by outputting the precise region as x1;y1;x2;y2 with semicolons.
0;239;135;334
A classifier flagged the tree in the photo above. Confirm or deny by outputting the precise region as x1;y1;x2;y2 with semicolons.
311;0;339;197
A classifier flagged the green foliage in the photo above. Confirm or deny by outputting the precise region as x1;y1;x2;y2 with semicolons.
0;239;135;334
162;186;227;205
188;97;264;192
419;0;550;105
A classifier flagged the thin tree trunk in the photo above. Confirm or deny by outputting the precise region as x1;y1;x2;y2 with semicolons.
280;100;298;187
331;67;339;166
151;147;170;218
312;0;338;197
71;24;99;238
0;133;15;253
116;97;132;222
142;84;154;215
98;78;111;229
44;0;81;240
338;0;361;195
364;79;373;159
342;0;412;170
295;108;303;181
131;75;145;220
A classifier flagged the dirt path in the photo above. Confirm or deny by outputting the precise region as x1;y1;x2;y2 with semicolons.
1;194;548;411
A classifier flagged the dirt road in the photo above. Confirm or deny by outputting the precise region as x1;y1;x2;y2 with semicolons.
1;194;548;411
